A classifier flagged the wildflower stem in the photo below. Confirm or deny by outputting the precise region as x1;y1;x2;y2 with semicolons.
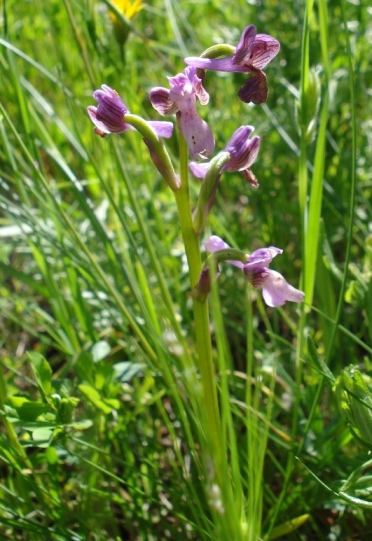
173;120;222;465
124;113;180;190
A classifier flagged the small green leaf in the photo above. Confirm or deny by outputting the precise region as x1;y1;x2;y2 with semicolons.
79;384;119;414
7;397;49;421
28;352;53;399
9;420;57;430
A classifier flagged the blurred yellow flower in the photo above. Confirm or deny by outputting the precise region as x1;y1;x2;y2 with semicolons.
110;0;143;21
108;0;143;52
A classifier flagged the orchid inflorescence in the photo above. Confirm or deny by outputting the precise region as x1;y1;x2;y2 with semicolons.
87;25;304;308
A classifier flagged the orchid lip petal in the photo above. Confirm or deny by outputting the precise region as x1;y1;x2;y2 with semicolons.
238;71;268;104
261;270;305;307
179;107;215;160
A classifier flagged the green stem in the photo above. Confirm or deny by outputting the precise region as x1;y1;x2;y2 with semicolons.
173;122;221;465
265;2;313;535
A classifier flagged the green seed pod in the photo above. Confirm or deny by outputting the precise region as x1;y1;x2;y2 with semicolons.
296;67;321;144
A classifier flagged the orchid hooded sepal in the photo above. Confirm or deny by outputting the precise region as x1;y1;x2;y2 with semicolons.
87;85;173;138
191;126;261;234
184;25;280;104
88;85;179;190
149;67;215;160
191;248;248;303
204;235;305;307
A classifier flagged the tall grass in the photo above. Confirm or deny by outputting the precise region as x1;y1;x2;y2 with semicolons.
1;0;371;539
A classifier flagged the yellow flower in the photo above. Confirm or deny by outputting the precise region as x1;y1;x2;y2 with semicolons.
107;0;143;50
110;0;143;21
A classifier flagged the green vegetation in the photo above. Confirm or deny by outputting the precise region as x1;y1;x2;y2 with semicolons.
0;0;371;539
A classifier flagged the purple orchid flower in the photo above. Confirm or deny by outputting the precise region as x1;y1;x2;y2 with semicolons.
184;25;280;104
190;126;260;188
149;67;215;160
204;235;304;307
88;84;173;138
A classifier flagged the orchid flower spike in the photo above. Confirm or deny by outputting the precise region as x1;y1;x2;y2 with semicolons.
88;84;173;139
202;235;304;307
190;125;260;187
185;25;280;104
149;67;215;160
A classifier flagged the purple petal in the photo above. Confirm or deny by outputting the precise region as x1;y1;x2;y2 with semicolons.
244;247;282;272
238;71;268;104
189;161;210;179
179;107;215;159
205;235;230;252
261;270;305;307
147;121;174;138
87;106;112;136
167;66;210;107
149;87;178;116
249;34;281;70
184;56;251;73
225;125;255;150
233;26;280;70
168;72;192;99
233;24;257;66
88;85;129;135
185;25;279;76
224;126;260;171
191;70;210;105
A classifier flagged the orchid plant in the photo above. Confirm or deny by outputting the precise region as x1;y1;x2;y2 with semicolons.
88;24;303;536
